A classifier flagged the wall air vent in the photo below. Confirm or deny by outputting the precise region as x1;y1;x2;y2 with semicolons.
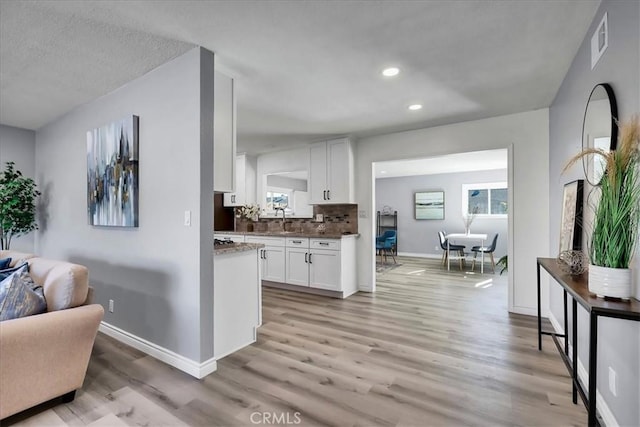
591;12;608;70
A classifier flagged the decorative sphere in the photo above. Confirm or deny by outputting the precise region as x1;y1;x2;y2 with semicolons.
557;250;588;275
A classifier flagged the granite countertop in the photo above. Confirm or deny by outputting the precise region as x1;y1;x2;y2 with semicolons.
215;231;359;239
214;242;264;256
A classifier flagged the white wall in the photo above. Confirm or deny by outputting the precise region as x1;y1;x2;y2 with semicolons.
548;0;639;424
0;125;36;252
356;109;549;316
376;168;508;258
34;47;215;364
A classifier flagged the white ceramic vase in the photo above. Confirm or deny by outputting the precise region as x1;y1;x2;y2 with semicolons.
588;264;632;299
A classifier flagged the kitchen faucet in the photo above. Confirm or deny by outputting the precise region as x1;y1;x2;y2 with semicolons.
275;207;286;231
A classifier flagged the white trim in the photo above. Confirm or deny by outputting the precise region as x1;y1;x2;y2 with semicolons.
397;252;441;259
546;312;619;427
510;305;538;317
461;181;508;216
99;322;217;379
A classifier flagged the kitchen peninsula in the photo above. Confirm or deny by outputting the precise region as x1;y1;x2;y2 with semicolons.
212;241;263;359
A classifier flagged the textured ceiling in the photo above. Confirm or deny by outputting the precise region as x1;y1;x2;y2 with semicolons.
0;1;600;154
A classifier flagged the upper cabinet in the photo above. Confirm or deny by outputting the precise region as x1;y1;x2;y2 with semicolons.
214;71;236;193
224;154;256;207
309;138;354;204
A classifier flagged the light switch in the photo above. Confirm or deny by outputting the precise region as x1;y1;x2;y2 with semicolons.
184;210;191;226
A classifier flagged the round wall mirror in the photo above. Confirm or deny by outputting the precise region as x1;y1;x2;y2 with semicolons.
582;83;618;186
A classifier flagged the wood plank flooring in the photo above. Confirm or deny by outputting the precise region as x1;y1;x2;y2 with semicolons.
4;256;586;426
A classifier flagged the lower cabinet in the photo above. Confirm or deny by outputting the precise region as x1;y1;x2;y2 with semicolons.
285;239;342;291
308;249;341;291
261;246;285;283
244;235;356;297
246;236;286;284
286;247;310;287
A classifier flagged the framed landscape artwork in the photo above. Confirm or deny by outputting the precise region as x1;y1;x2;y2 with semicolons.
415;191;444;220
559;180;584;252
87;115;139;227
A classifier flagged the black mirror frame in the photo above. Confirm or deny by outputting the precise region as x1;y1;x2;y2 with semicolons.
581;83;618;185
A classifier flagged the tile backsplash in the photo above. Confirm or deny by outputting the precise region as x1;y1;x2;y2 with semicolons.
235;204;358;234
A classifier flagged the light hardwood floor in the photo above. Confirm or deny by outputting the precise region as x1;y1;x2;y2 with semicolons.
5;256;586;426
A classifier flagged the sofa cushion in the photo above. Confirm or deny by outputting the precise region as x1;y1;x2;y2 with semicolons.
0;258;11;270
0;264;47;321
26;258;89;311
0;251;36;267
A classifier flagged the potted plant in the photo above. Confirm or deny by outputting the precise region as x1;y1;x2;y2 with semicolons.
565;116;640;299
0;162;41;250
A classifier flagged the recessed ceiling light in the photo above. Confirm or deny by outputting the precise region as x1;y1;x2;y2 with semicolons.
408;104;423;111
382;67;400;77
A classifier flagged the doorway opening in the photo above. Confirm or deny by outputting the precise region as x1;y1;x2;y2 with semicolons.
371;148;513;311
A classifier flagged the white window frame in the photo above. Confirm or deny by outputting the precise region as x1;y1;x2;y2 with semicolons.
462;182;508;218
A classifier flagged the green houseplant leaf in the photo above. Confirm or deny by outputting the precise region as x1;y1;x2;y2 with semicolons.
564;116;640;269
0;162;41;250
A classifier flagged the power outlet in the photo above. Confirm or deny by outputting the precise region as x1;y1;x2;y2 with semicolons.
108;299;114;313
608;367;617;397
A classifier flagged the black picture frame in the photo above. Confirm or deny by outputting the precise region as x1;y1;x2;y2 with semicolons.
559;180;584;253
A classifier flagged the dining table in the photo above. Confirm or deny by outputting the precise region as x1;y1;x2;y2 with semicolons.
445;233;488;273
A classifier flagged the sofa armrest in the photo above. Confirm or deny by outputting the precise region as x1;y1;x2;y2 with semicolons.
0;304;104;419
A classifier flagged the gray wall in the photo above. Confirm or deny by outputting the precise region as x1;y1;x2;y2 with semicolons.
34;47;215;363
0;125;36;252
548;0;639;424
376;169;508;259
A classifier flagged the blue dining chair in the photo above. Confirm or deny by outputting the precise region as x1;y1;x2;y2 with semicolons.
376;230;397;264
471;233;499;273
438;231;466;270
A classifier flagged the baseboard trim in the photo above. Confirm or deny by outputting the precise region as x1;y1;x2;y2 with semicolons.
99;322;217;379
509;305;537;316
397;252;441;259
546;312;619;427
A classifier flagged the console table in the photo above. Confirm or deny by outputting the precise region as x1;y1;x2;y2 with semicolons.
536;258;640;427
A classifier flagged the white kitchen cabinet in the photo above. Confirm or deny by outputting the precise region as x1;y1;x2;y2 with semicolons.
214;71;236;193
224;154;256;207
309;138;354;204
309;249;341;291
246;236;286;283
285;247;310;286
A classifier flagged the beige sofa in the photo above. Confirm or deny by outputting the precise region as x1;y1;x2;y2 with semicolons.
0;250;104;419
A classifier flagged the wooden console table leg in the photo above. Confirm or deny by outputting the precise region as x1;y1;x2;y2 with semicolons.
537;262;542;350
572;298;578;405
588;312;598;427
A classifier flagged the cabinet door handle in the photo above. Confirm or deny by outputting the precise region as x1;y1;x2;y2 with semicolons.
319;242;329;246
293;240;302;244
323;190;326;200
308;253;312;264
305;253;308;263
327;189;330;200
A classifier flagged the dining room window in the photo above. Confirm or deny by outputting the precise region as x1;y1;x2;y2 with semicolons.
462;182;508;216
